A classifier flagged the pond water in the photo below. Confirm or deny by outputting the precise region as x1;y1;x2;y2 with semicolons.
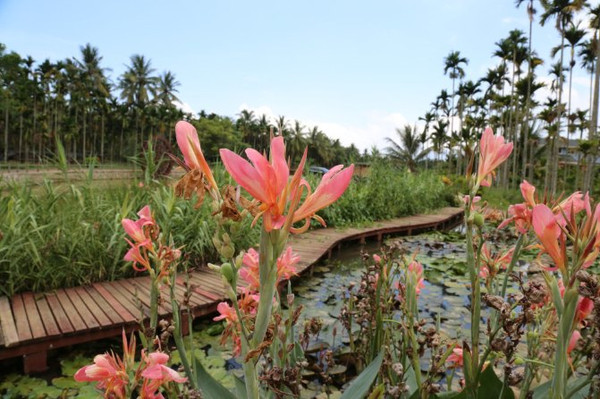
0;228;524;397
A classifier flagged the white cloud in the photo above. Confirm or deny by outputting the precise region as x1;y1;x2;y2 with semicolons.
174;100;195;115
238;103;411;152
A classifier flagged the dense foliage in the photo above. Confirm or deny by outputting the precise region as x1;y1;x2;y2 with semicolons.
0;164;455;296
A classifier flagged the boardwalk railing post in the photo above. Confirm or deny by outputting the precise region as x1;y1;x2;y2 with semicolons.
23;351;47;373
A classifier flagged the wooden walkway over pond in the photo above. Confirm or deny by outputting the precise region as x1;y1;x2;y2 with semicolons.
0;207;463;373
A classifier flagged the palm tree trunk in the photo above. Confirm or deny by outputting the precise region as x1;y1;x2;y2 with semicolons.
522;4;534;181
100;112;105;161
585;32;600;192
3;100;8;163
551;32;567;195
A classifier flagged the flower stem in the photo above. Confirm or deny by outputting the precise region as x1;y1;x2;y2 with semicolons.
550;287;578;399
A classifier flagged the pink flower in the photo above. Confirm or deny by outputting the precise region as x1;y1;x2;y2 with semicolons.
292;165;355;231
122;205;154;245
408;261;425;295
479;243;513;279
520;180;536;207
175;121;218;192
276;246;300;281
140;351;186;398
373;254;381;264
568;330;581;355
74;354;128;397
239;247;299;291
220;136;353;232
122;205;156;271
575;297;594;325
214;302;237;323
447;347;464;368
476;127;513;187
532;204;566;273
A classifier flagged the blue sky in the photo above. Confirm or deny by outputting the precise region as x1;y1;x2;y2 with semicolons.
0;0;597;151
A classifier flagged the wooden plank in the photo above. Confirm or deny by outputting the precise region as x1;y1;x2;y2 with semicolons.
73;287;112;327
11;295;32;342
0;297;19;346
112;280;151;317
22;293;47;340
95;282;144;320
31;294;60;338
44;293;74;334
89;284;136;323
55;289;89;332
64;288;100;330
124;278;172;315
110;280;149;317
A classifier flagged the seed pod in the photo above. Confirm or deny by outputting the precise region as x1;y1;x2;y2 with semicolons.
220;262;235;284
473;212;484;228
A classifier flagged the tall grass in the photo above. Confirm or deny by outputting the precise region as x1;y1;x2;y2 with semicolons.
0;163;455;296
318;161;457;227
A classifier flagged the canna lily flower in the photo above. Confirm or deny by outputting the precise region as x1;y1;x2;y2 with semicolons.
476;127;513;187
532;204;567;273
239;247;299;291
74;354;128;397
479;243;513;279
122;205;155;247
568;330;581;355
175;121;218;193
220;136;353;232
447;347;464;368
408;260;425;295
140;351;186;398
373;254;382;264
291;165;355;232
220;136;291;230
214;302;237;324
575;297;594;325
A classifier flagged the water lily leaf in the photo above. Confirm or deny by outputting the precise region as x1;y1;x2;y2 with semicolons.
340;351;383;399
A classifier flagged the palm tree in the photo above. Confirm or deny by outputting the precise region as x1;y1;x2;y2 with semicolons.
155;71;180;142
584;4;600;191
75;44;110;161
119;54;158;155
517;0;538;178
386;125;430;172
443;51;469;135
540;0;587;194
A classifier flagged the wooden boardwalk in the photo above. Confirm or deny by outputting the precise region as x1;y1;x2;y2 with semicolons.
0;207;462;373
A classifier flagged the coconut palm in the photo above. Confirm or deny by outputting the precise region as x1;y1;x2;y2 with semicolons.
119;54;158;154
540;0;587;193
385;125;430;172
443;51;469;135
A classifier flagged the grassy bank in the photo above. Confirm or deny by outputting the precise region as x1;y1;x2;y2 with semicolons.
0;163;456;296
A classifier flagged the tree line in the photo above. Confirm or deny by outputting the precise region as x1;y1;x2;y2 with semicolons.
0;43;365;168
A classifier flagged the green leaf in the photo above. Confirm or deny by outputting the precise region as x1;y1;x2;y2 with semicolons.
234;374;248;398
340;351;384;399
532;376;590;399
193;355;236;399
477;366;514;399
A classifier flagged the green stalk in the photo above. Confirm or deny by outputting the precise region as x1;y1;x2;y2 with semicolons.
148;277;159;352
241;337;260;399
550;287;578;399
500;234;524;298
170;288;197;390
252;228;283;347
464;195;482;399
